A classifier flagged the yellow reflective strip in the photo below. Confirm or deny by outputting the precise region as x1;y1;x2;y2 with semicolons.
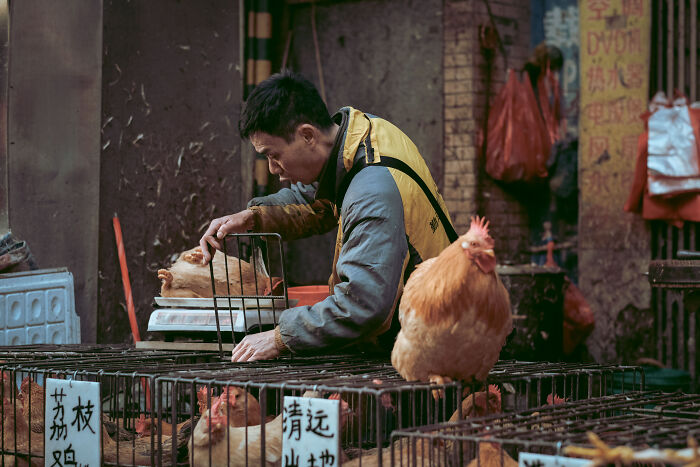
254;12;272;39
254;60;271;84
246;58;256;85
368;121;381;164
247;11;256;37
254;158;268;186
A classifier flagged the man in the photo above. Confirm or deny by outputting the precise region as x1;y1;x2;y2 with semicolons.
199;70;455;362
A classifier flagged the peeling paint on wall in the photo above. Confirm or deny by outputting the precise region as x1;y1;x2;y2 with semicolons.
98;0;243;344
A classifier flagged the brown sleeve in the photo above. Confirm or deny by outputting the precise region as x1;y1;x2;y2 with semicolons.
274;326;290;354
248;199;338;240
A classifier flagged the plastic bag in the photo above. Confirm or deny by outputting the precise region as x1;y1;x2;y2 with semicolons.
484;69;550;183
624;116;700;226
646;92;700;196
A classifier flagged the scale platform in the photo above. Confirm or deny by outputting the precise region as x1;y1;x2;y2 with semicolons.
147;296;298;338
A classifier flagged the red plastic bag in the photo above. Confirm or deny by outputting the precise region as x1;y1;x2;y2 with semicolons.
484;69;550;183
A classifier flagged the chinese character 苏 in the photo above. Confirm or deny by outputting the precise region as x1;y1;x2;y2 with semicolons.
50;387;68;441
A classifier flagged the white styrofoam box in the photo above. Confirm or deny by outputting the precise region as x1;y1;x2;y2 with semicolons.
6;328;26;346
0;268;80;345
6;293;24;328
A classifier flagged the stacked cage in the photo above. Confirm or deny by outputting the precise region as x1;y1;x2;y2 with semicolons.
0;234;648;465
0;348;644;466
390;390;700;467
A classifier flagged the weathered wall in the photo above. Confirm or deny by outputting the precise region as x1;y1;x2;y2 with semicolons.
98;0;244;343
443;0;531;263
578;0;651;363
7;1;102;342
279;0;444;285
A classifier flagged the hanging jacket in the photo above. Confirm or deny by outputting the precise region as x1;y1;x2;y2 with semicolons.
247;107;454;353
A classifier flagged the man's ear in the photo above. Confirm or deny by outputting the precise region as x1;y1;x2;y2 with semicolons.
297;124;317;144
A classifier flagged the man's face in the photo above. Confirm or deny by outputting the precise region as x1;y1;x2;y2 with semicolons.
250;131;322;185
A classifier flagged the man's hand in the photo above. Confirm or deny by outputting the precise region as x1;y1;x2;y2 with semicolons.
198;210;255;264
231;330;279;362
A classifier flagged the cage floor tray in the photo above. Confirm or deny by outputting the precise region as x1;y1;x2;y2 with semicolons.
147;307;287;333
153;296;297;309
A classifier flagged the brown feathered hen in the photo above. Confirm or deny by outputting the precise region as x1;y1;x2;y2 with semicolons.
1;397;43;467
18;377;44;434
391;216;512;393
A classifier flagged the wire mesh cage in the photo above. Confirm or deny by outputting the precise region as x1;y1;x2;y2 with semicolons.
649;220;700;390
489;360;645;411
209;233;290;352
151;233;291;356
0;351;645;466
389;390;700;467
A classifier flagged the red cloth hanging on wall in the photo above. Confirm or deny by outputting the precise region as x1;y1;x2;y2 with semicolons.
624;112;700;226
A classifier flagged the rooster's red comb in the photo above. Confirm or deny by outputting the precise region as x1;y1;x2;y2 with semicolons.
469;216;491;238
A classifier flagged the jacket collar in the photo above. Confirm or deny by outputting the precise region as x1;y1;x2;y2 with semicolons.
316;107;371;203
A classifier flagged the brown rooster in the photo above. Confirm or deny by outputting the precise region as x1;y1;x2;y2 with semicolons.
1;397;43;467
391;216;512;395
448;385;502;422
158;246;282;298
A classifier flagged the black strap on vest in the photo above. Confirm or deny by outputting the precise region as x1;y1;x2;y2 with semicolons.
335;117;458;243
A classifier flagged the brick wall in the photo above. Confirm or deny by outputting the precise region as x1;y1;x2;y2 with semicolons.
443;0;532;264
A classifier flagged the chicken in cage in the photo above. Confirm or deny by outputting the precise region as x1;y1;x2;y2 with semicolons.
0;351;645;466
151;233;293;354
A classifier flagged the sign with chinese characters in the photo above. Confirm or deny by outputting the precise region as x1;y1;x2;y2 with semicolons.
519;452;591;467
577;0;651;361
579;0;650;225
44;379;101;467
282;396;340;467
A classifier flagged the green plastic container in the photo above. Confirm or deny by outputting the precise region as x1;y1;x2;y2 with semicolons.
612;366;692;394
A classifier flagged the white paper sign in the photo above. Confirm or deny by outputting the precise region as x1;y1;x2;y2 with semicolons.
519;452;591;467
44;378;101;467
282;396;340;467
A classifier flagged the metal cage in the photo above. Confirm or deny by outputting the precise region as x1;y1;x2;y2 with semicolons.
389;390;700;467
0;349;644;466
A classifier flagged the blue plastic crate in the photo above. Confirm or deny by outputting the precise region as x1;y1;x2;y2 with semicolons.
0;267;80;345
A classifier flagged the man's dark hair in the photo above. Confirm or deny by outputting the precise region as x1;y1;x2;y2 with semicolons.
239;70;333;142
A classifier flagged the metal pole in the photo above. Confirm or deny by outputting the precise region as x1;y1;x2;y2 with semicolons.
690;0;697;101
0;0;9;233
667;0;674;96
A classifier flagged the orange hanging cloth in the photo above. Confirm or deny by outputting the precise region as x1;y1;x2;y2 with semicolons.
624;106;700;226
